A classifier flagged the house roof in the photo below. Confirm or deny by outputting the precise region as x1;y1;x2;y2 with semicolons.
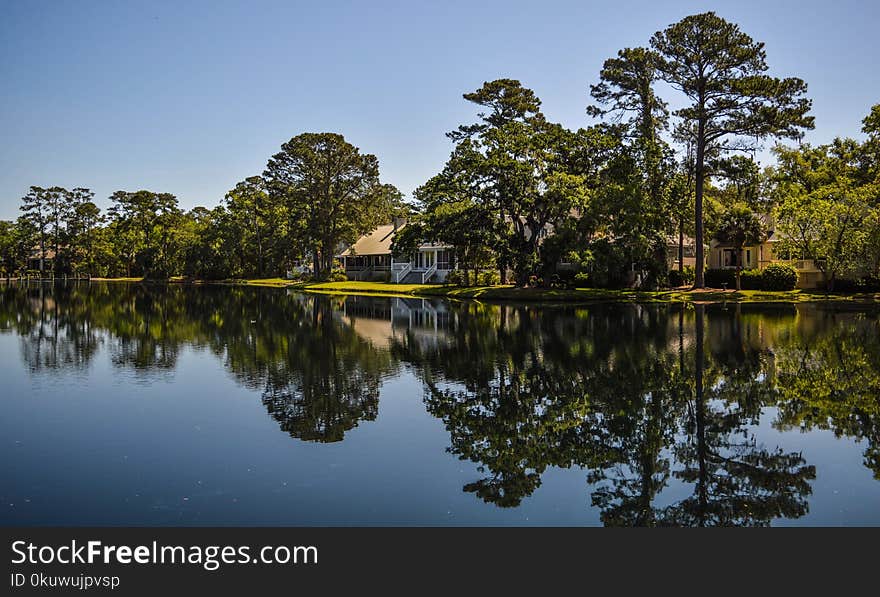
665;234;698;248
339;224;402;257
29;247;58;260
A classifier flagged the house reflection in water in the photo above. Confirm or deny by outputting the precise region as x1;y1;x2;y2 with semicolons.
333;296;456;351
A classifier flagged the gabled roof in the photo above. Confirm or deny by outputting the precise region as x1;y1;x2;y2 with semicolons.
665;234;698;248
29;247;58;260
339;224;402;257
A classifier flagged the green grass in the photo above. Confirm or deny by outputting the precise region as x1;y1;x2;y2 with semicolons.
83;278;880;304
288;280;438;297
280;280;880;304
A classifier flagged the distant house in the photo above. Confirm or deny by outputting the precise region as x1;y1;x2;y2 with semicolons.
666;234;700;270
708;217;826;289
338;221;456;283
27;247;57;271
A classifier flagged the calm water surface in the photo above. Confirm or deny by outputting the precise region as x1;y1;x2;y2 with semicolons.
1;282;879;526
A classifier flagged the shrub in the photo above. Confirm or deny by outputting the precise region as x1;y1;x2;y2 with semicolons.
705;268;764;289
704;269;736;288
859;276;880;292
830;276;880;293
547;273;566;288
328;270;347;282
682;265;695;286
573;272;591;288
548;269;577;288
761;263;798;291
667;265;695;288
477;270;500;286
740;268;763;290
446;270;466;286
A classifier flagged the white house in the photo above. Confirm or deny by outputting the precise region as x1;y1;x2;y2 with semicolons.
338;222;456;283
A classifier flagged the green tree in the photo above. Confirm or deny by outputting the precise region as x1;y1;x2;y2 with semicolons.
651;12;814;287
0;220;28;276
263;133;399;279
773;136;878;289
588;48;678;287
62;188;101;275
860;105;880;278
715;203;765;289
223;176;278;277
179;206;229;279
107;190;181;277
401;172;498;286
712;155;764;207
444;80;594;285
18;186;55;273
590;46;670;205
44;186;69;273
776;179;874;289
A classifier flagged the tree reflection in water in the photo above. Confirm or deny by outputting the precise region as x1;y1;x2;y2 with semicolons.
0;282;395;442
393;300;876;526
2;281;877;524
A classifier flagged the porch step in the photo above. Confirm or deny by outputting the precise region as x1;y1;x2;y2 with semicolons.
400;271;424;284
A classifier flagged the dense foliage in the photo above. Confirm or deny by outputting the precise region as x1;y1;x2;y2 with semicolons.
761;263;799;291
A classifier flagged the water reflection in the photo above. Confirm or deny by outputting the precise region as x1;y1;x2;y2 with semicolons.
1;281;878;525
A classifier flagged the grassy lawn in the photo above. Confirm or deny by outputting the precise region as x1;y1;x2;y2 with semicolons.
80;278;880;303
288;280;440;297
277;280;880;304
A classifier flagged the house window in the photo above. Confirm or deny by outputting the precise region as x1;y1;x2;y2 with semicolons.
437;249;453;270
746;249;751;266
721;249;738;268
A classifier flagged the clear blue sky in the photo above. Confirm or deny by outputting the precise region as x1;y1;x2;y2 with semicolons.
2;0;878;220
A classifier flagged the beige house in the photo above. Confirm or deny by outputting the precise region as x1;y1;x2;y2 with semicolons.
708;226;827;289
666;234;700;270
339;222;456;283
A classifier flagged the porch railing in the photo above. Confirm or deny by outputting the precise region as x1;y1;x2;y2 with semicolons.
393;262;412;283
421;263;437;284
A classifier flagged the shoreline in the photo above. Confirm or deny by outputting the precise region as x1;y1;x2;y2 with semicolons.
23;277;877;304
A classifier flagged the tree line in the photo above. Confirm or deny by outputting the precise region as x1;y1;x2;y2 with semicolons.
1;133;407;281
2;12;878;288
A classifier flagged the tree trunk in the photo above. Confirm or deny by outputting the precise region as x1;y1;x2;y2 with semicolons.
54;218;60;275
736;245;743;291
693;120;706;288
39;234;45;274
256;228;264;278
678;219;684;274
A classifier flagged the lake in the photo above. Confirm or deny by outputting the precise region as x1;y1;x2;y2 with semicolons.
1;282;879;526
